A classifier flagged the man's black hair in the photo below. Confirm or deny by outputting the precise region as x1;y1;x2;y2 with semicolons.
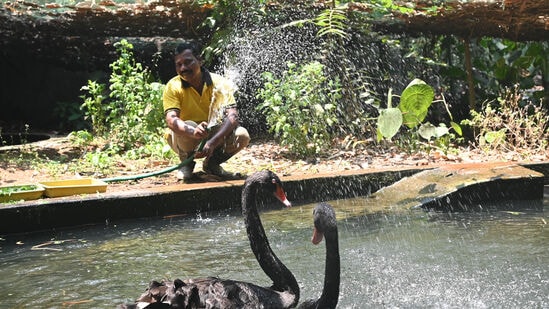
175;41;202;58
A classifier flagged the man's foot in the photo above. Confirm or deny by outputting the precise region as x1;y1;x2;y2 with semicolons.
176;161;196;181
203;160;241;179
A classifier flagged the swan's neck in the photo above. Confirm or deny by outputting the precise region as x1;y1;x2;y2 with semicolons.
318;229;340;308
242;185;300;305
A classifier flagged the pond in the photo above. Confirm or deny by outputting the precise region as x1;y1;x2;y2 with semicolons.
0;196;547;308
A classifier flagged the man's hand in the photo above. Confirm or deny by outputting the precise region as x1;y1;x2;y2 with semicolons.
194;140;214;159
193;121;209;139
193;121;211;159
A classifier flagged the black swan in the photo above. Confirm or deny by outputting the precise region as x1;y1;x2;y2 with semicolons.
120;170;300;309
297;202;340;309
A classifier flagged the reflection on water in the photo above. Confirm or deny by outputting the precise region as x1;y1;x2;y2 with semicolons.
0;198;547;308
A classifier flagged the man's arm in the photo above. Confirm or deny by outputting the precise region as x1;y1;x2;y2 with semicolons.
165;108;208;139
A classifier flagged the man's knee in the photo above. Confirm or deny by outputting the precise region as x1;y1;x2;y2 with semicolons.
235;127;250;149
234;127;250;153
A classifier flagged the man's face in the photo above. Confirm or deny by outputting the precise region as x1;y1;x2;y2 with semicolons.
174;49;201;81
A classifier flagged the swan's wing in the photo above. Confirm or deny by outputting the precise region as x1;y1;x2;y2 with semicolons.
119;279;201;309
188;277;296;309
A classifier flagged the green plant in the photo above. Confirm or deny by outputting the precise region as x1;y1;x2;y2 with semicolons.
107;40;165;152
257;61;340;157
474;39;548;102
314;5;349;39
367;0;415;17
20;124;29;145
283;1;349;40
80;80;108;136
376;79;462;154
80;39;165;154
462;85;549;155
72;39;174;176
0;185;40;195
67;130;94;148
84;150;114;173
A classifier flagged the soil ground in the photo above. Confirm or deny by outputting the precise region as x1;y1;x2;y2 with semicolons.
1;135;548;195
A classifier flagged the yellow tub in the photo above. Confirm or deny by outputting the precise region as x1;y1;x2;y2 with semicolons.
0;184;45;203
39;178;108;198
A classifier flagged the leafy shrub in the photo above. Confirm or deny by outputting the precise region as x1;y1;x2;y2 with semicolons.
257;61;340;157
80;39;165;154
462;85;549;155
73;39;173;176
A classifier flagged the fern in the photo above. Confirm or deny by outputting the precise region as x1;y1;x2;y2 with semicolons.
314;7;349;39
281;2;349;40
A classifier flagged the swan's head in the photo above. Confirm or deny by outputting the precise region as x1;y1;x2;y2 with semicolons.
311;202;337;244
246;170;292;207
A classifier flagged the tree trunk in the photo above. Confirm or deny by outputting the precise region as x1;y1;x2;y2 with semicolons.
463;37;476;111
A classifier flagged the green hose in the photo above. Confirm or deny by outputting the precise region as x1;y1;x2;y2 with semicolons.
102;139;207;183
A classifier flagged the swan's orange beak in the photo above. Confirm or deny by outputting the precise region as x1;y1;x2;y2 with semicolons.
274;184;292;207
311;227;324;245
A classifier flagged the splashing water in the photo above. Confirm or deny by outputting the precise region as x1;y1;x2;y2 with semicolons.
208;78;237;129
212;9;325;130
210;4;458;136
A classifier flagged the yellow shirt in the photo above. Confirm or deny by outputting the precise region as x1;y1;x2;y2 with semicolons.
163;69;236;125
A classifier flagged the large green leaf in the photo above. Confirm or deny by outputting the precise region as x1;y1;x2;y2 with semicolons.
377;107;403;140
398;79;434;129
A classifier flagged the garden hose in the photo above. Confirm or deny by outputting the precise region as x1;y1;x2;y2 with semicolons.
102;139;207;183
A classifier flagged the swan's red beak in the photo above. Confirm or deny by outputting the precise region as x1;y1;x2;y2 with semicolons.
311;227;324;245
274;184;292;207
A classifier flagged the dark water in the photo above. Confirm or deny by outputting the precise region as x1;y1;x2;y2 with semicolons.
0;197;547;308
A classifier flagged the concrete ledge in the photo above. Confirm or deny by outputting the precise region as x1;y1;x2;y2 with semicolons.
0;162;547;235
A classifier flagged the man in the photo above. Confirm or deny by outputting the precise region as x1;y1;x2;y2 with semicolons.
163;41;250;181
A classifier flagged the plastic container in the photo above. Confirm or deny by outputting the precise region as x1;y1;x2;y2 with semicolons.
39;178;108;198
0;184;45;203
